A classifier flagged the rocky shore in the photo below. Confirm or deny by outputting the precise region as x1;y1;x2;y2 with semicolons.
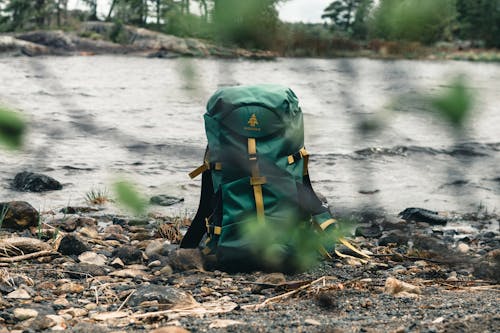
0;22;277;59
0;187;498;333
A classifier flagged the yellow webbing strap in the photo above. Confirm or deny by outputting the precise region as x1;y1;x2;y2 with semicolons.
189;149;210;179
248;138;265;223
320;219;336;230
301;147;309;175
287;147;309;165
205;217;222;235
189;163;208;179
202;237;212;255
248;137;257;155
214;226;222;235
338;237;370;259
189;162;221;178
334;249;369;264
314;218;370;261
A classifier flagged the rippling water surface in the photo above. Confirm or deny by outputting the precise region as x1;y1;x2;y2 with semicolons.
0;56;499;214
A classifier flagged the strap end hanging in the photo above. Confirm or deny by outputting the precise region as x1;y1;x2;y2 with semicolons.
189;163;209;179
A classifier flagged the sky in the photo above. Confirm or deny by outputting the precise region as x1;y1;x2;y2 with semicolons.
278;0;331;23
68;0;331;23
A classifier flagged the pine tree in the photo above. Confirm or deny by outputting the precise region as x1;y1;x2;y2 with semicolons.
456;0;500;47
322;0;363;32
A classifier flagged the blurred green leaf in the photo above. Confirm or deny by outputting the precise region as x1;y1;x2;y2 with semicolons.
430;76;473;128
241;214;353;271
0;106;26;150
113;180;147;216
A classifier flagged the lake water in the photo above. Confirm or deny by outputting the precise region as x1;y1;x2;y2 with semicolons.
0;56;499;216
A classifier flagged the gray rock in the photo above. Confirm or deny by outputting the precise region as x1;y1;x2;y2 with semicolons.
71;322;112;333
58;235;90;255
0;35;49;56
128;285;197;309
112;246;143;265
52;216;97;233
16;30;75;51
66;263;108;278
13;171;62;192
378;230;409;246
6;288;31;299
474;249;500;282
145;239;172;257
78;252;107;266
59;206;99;214
398;207;447;225
168;248;205;271
412;235;449;254
355;224;382;238
150;195;184;206
13;308;39;320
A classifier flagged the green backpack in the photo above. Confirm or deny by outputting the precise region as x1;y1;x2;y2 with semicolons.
180;84;343;272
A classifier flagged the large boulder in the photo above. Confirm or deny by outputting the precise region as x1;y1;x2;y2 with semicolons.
13;171;62;192
16;30;75;51
0;36;49;56
0;201;39;230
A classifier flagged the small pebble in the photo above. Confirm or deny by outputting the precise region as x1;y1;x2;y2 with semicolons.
6;289;31;300
13;308;38;321
457;243;470;253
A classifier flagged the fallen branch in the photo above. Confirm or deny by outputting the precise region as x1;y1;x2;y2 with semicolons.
0;250;54;263
460;284;500;292
131;298;237;320
452;285;500;292
131;305;207;319
244;276;330;311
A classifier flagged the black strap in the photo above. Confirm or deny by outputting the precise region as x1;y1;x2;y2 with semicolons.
180;169;214;248
298;174;330;217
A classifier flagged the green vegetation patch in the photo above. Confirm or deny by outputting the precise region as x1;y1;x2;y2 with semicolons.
0;106;26;150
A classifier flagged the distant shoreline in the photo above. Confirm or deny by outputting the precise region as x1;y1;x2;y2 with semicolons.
1;22;499;62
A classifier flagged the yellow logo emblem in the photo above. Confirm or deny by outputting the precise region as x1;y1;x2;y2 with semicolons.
247;114;259;127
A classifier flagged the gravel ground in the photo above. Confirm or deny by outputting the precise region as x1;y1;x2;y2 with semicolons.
0;204;498;333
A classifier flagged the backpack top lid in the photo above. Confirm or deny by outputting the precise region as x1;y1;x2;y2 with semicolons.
205;84;301;138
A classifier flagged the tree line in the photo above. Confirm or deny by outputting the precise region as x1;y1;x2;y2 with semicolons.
0;0;285;49
322;0;500;47
0;0;498;49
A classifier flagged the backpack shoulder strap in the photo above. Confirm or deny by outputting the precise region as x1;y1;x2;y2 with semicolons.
180;148;214;248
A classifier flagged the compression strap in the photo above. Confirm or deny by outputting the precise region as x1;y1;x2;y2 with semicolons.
248;138;265;223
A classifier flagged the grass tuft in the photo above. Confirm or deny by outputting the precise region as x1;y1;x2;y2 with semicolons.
85;188;110;205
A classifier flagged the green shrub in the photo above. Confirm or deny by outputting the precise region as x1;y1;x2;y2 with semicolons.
370;0;457;44
109;20;129;44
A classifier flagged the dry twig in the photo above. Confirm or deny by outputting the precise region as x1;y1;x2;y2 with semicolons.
244;276;333;310
0;250;54;263
117;289;136;312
